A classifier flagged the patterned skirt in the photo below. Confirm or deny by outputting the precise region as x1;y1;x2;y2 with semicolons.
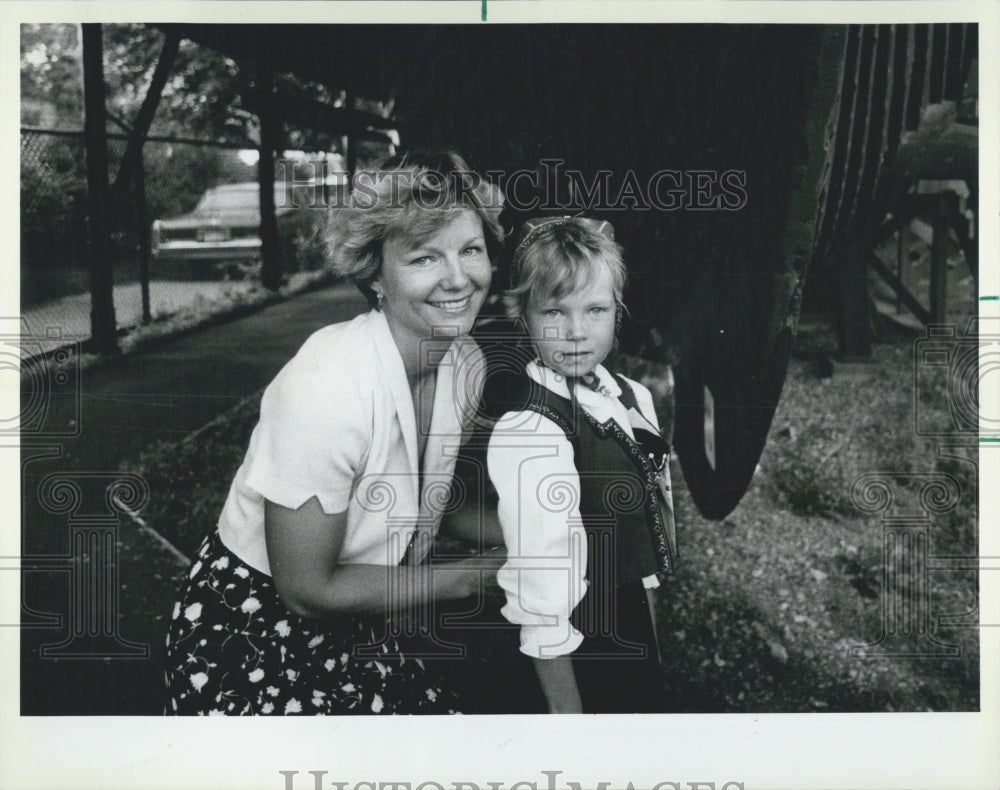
164;530;459;715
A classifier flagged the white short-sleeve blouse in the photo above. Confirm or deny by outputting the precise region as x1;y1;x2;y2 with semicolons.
218;309;483;575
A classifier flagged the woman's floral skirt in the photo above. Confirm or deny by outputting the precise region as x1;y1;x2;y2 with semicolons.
164;530;459;715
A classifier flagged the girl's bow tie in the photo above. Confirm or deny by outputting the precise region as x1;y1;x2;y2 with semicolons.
569;371;612;398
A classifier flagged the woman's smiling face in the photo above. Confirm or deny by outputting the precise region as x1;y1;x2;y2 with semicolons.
375;209;492;349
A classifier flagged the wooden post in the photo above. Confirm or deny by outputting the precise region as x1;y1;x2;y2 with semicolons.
109;29;180;201
81;24;118;355
895;210;905;314
257;54;281;291
837;241;872;360
929;192;949;324
136;153;151;323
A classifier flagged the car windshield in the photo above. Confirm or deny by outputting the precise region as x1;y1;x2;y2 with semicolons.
195;185;291;213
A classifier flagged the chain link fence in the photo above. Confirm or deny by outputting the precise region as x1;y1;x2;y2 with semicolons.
21;128;331;349
21;129;89;337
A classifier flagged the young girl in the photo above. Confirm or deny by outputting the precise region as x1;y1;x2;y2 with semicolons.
486;216;676;714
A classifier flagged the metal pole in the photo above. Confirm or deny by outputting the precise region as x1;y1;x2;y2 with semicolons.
81;24;118;355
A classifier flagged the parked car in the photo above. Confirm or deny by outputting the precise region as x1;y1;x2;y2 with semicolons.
151;181;337;279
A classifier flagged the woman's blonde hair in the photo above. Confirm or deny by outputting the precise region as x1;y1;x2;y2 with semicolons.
327;150;505;308
503;217;626;322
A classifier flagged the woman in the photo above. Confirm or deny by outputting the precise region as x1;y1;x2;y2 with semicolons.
164;151;505;715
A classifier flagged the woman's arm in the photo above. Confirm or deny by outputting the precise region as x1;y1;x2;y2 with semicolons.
532;656;583;714
265;496;493;618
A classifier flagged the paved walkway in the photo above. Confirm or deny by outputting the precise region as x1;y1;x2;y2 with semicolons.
19;271;332;357
19;282;368;714
20;280;262;342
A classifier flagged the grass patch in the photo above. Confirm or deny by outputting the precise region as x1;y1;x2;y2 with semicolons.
127;394;263;558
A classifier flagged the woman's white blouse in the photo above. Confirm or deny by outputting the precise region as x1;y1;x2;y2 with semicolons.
218;309;483;575
486;361;662;660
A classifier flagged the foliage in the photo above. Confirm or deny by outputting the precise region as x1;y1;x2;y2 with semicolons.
21;23;83;127
20;133;90;305
21;23;334;306
141;142;232;220
278;209;330;273
20;23;250;141
104;23;252;142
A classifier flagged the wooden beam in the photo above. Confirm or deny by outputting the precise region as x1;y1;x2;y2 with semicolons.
836;242;872;360
110;28;181;199
81;24;118;355
105;91;153;323
136;158;151;324
869;250;932;324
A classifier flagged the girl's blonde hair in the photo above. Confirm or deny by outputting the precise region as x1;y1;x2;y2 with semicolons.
503;217;626;322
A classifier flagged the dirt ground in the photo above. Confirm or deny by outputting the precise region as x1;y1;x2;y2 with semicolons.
649;314;979;712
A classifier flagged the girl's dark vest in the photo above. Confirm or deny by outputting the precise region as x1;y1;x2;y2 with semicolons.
518;375;676;601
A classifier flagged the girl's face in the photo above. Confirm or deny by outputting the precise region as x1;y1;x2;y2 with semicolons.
375;209;492;348
524;256;617;379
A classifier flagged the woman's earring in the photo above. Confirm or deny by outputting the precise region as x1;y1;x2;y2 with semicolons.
375;290;385;311
615;305;623;333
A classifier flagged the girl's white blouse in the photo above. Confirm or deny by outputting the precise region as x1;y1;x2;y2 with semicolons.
487;361;662;660
218;309;483;575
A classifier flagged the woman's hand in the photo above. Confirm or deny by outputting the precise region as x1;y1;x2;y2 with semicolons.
435;552;506;600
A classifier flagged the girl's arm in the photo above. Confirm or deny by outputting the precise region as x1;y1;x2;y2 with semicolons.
532;656;583;714
265;496;494;618
487;411;589;713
